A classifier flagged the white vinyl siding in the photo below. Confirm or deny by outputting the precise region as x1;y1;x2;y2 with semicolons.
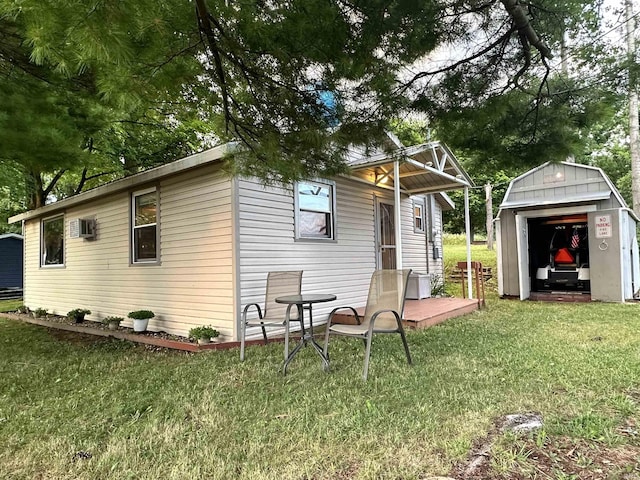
401;194;445;278
401;195;428;274
22;166;235;338
237;176;377;339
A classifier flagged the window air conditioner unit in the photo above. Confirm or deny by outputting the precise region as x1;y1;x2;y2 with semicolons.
69;218;96;239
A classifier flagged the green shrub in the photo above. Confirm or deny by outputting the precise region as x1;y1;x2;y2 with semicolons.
102;316;123;325
127;310;154;320
67;308;91;322
189;325;219;340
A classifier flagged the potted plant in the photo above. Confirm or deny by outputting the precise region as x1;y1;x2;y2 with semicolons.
189;325;219;345
102;316;123;331
128;310;154;332
32;308;47;319
67;308;91;323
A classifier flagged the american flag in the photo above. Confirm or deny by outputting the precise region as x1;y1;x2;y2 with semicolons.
570;228;580;249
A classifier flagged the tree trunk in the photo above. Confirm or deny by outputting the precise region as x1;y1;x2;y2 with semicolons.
485;182;494;251
627;0;640;216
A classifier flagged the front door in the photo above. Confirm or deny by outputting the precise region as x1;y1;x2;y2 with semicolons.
377;200;396;269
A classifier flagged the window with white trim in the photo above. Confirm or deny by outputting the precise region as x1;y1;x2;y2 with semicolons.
132;188;158;263
295;181;336;240
413;199;426;234
41;215;64;266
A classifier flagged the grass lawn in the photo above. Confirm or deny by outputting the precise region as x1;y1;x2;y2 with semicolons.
2;244;640;479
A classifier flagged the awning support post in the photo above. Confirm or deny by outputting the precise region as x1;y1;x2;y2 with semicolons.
464;186;473;299
394;160;403;269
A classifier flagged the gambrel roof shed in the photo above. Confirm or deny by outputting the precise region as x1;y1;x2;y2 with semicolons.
496;161;640;303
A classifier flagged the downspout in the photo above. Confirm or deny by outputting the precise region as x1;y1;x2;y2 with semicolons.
464;186;473;299
394;160;403;269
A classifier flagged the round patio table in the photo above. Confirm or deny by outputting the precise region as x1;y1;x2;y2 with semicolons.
275;294;337;374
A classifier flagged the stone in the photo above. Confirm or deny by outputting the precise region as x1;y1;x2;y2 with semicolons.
500;413;543;433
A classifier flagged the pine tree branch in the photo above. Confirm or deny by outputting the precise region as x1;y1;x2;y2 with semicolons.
500;0;553;59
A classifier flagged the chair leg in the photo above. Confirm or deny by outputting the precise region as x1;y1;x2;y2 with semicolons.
261;324;268;345
284;316;290;361
240;320;246;362
362;334;373;381
322;321;331;359
399;329;412;365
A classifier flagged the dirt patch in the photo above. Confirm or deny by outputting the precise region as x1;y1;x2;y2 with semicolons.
452;434;640;479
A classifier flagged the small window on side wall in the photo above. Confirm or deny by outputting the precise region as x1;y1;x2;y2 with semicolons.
41;215;64;266
132;188;158;263
295;181;336;240
413;199;426;234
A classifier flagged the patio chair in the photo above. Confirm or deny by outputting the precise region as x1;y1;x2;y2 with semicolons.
240;270;303;361
323;269;412;381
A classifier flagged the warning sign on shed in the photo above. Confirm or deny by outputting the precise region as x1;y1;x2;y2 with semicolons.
595;214;612;238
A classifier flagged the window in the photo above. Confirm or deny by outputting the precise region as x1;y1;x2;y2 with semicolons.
413;199;425;234
295;181;336;240
132;188;158;263
41;215;64;266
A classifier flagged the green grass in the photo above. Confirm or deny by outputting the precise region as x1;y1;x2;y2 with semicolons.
0;299;22;313
2;246;640;478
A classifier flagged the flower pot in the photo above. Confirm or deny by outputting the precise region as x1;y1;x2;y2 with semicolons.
108;321;119;331
133;318;149;332
197;337;211;345
69;315;85;324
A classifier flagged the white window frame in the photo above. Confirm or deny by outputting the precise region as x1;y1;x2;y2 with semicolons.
294;180;337;241
413;198;426;234
131;187;159;265
41;214;65;267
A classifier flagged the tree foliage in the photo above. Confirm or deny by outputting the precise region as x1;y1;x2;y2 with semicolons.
0;0;629;225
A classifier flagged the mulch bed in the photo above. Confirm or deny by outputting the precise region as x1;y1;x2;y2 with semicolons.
1;310;291;353
2;311;232;352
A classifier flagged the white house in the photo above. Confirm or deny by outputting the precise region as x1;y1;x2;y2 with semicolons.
9;135;473;340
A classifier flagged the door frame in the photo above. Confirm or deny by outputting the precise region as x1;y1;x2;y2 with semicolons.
515;205;597;300
375;197;396;269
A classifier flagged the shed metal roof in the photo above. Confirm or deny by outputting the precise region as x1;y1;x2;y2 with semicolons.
498;161;633;218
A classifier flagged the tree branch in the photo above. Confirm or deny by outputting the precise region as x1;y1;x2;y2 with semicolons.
500;0;553;59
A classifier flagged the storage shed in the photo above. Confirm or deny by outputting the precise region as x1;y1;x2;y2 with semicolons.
0;233;24;289
496;161;640;302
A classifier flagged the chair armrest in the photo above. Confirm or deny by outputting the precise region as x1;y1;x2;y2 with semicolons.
242;303;263;321
328;306;361;325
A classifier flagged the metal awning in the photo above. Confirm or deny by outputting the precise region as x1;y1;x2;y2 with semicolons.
347;141;474;194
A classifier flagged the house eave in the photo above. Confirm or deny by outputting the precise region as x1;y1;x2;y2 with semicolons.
9;143;235;224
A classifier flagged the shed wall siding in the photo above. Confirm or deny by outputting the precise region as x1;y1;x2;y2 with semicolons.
0;238;23;288
499;210;519;296
23;166;234;338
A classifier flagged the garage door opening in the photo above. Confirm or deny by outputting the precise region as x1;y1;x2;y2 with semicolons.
528;214;590;293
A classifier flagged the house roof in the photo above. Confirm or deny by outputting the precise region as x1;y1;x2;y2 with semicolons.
9;143;234;223
10;137;473;223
